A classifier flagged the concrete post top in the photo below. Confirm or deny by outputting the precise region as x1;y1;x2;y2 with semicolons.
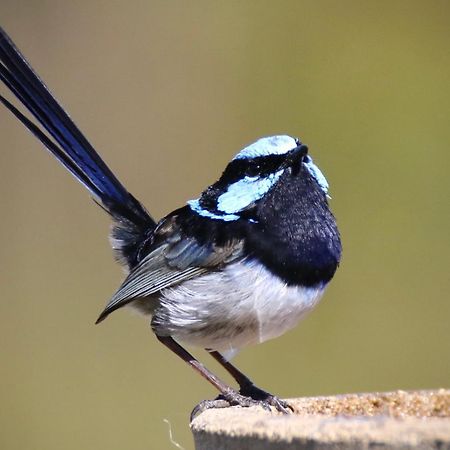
191;390;450;450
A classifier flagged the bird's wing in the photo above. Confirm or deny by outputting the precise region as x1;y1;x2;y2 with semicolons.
96;219;243;323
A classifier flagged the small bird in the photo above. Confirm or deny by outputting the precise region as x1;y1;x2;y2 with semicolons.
0;27;341;418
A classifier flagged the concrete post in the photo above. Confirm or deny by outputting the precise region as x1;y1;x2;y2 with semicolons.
191;390;450;449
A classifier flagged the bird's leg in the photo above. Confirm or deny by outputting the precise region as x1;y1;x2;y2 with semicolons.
156;336;270;420
208;350;293;413
208;350;254;391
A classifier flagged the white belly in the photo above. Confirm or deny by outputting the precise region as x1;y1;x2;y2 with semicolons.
154;259;325;358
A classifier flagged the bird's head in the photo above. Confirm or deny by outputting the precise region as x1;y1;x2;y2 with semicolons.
188;135;330;222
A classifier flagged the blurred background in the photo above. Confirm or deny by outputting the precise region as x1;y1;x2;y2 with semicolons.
0;1;449;449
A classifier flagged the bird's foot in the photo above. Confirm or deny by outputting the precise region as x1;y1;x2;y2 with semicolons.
190;390;269;421
190;386;292;421
239;383;294;414
190;397;231;422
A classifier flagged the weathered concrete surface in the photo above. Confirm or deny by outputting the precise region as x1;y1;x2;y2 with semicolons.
191;390;450;450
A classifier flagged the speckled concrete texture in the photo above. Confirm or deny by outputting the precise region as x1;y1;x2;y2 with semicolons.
191;390;450;450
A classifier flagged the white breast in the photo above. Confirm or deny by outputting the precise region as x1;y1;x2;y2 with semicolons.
155;259;325;359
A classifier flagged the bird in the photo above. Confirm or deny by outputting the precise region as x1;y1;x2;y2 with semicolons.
0;27;342;419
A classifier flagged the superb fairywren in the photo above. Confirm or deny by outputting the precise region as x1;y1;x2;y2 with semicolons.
0;28;341;418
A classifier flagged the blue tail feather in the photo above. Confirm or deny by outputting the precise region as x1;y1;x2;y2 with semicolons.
0;27;155;266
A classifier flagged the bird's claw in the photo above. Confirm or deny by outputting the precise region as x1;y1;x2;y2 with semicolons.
190;398;230;422
239;383;294;414
263;394;293;414
190;387;293;421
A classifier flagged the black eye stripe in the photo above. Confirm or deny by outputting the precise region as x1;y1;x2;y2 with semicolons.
197;153;289;214
249;154;286;166
220;154;287;184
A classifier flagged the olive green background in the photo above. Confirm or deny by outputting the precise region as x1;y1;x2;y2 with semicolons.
1;2;449;449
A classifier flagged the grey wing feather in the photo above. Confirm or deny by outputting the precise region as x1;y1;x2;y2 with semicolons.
96;233;243;323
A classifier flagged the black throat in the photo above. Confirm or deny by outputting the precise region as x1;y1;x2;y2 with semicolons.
244;165;342;287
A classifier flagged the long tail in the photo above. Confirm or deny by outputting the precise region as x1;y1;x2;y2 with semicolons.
0;27;155;267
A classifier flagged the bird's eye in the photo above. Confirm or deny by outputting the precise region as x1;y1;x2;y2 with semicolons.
245;163;261;177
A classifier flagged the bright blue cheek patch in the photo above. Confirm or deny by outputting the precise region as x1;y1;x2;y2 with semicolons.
303;155;329;194
187;199;240;221
217;170;284;214
187;169;284;222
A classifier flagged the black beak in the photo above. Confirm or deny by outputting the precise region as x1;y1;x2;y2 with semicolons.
281;144;308;174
